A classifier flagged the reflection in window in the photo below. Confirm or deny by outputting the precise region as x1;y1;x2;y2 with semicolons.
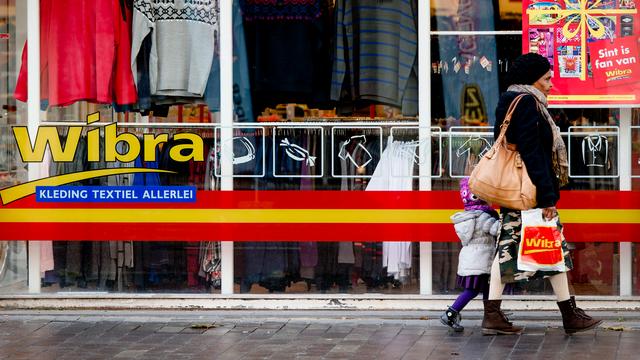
431;0;523;31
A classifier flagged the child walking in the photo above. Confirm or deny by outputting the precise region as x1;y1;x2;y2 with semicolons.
440;178;500;332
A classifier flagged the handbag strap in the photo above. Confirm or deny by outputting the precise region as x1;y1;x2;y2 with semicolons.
495;94;527;147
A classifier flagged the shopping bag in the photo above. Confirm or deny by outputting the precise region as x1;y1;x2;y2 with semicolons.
517;208;566;272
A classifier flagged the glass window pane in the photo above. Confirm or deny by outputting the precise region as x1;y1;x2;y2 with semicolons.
229;0;422;295
0;1;27;295
9;0;222;294
0;241;27;294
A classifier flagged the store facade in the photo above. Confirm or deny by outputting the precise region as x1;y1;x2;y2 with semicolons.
0;0;639;309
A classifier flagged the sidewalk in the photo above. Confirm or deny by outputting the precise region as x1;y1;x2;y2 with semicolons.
0;310;638;359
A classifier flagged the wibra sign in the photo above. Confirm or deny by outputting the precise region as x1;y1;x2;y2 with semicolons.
0;113;204;205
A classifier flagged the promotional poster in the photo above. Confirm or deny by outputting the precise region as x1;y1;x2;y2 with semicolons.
523;0;640;106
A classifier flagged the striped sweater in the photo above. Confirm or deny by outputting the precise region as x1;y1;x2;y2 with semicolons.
331;0;418;115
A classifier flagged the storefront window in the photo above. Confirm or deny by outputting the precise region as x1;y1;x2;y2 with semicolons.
0;0;635;298
3;1;223;294
0;0;27;295
231;0;422;294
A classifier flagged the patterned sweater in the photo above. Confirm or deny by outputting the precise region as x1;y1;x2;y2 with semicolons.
132;0;219;97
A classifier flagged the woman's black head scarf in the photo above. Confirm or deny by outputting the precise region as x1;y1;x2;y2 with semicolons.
507;53;551;86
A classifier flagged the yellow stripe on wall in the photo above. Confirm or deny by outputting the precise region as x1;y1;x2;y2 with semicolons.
0;209;638;224
557;210;640;224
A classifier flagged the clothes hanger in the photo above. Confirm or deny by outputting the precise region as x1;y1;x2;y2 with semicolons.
455;136;491;157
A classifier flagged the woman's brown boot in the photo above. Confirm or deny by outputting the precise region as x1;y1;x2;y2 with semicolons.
557;296;602;334
481;300;523;335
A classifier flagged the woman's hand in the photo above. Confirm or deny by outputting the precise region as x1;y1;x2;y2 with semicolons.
542;206;558;221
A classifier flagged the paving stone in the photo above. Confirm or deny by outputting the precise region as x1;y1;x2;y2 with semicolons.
156;326;186;333
114;350;149;358
259;322;286;329
203;326;231;335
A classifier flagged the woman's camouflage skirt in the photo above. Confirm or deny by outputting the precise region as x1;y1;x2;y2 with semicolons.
497;208;573;284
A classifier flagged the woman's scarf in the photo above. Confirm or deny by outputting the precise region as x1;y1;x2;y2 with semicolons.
507;84;569;187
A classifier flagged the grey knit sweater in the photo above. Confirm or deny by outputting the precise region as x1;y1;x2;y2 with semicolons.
132;0;219;97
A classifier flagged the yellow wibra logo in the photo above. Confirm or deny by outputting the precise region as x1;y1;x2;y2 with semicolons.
0;113;205;205
521;237;561;255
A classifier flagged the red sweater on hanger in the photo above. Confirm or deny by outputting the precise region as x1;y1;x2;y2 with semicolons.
15;0;137;107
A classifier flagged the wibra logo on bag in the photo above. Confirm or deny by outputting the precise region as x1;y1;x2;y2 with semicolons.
0;113;205;205
520;226;563;265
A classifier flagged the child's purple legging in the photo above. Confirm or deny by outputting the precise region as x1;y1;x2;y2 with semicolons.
451;287;489;312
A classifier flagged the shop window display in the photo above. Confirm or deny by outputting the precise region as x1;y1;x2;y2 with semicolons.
230;0;423;294
0;0;634;297
8;0;225;294
6;0;426;295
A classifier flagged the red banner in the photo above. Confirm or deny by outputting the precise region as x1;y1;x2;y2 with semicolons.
0;191;638;242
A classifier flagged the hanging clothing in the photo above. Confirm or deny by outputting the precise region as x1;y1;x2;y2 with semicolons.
331;0;419;115
15;0;137;107
198;241;221;288
366;139;416;281
131;0;219;97
241;0;333;115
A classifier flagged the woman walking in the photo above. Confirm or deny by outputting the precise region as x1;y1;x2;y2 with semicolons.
482;53;602;335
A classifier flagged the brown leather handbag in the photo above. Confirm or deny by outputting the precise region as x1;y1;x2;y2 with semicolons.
468;94;537;210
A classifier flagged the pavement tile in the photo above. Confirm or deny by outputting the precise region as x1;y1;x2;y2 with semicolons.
328;344;361;352
156;326;185;333
179;326;207;334
137;333;175;345
259;322;286;329
230;326;258;334
248;328;277;338
203;326;231;335
114;349;150;358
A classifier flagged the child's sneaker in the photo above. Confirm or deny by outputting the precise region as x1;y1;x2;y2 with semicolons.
440;307;464;332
